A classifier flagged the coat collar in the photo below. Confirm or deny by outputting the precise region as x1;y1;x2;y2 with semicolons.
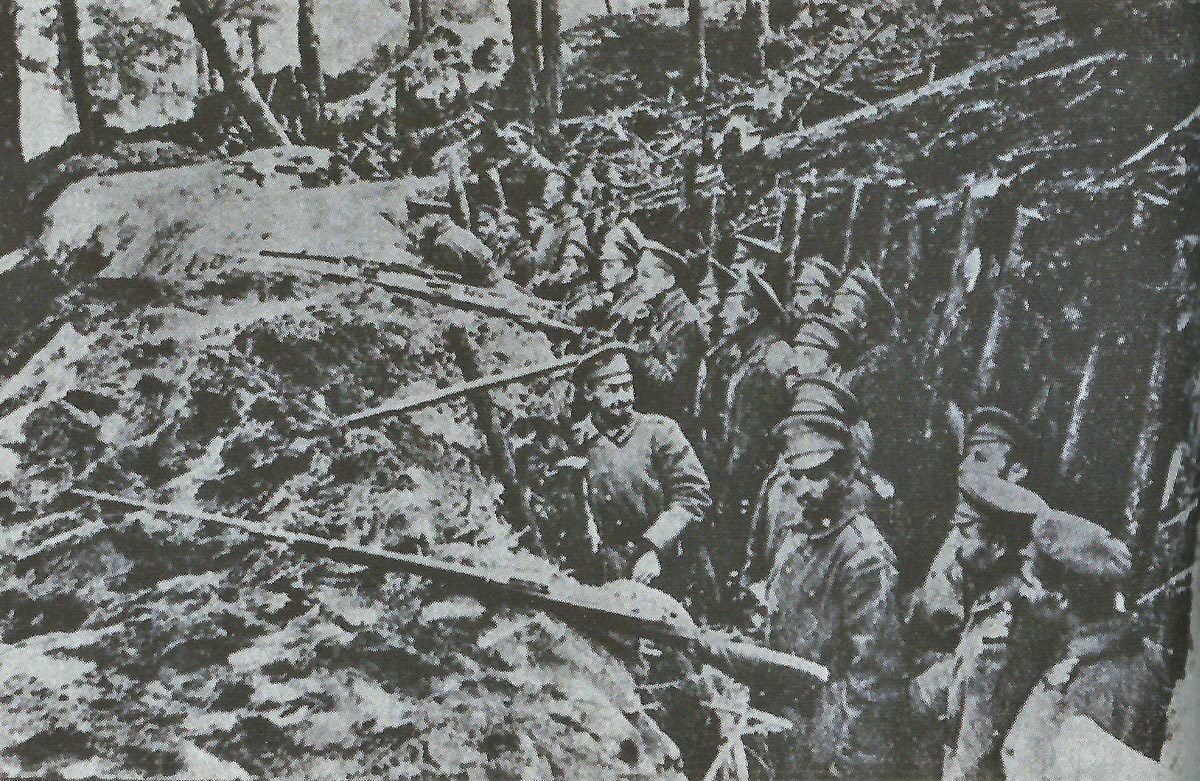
575;412;640;449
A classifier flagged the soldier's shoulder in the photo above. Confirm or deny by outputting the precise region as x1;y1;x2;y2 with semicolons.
638;412;687;437
840;515;897;570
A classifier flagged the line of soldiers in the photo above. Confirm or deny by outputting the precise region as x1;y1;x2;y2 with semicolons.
535;240;1170;779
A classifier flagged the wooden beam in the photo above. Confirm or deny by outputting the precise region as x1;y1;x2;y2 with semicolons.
764;35;1066;160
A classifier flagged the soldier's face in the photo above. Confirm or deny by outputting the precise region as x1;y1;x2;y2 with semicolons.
589;375;635;427
773;462;842;520
956;520;1005;579
790;285;823;313
963;442;1011;478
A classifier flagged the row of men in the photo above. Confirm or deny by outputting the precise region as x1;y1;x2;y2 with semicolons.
543;245;1168;779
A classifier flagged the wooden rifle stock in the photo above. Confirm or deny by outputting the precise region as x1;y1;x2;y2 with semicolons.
72;489;828;685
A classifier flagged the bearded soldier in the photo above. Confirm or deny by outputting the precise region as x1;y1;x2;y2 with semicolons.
909;406;1038;641
941;470;1062;781
748;382;902;779
561;345;711;588
1002;511;1169;781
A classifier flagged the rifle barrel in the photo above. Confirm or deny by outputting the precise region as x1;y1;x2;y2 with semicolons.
336;342;625;427
71;489;828;684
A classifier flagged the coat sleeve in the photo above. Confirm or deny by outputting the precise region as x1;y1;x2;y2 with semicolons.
811;544;902;776
642;417;711;552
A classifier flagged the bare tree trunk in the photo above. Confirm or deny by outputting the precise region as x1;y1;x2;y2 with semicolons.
195;44;208;95
688;0;709;159
1057;333;1104;480
769;188;804;301
901;211;924;292
179;0;290;148
540;0;561;135
840;177;866;269
248;20;263;77
0;0;23;244
298;0;325;140
872;180;897;274
408;0;422;46
974;207;1035;398
59;0;100;150
745;0;767;77
1124;249;1189;547
446;327;546;557
508;0;538;119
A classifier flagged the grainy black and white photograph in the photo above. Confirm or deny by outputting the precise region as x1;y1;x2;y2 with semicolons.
0;0;1197;778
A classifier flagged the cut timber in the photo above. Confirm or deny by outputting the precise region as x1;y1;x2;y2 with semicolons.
260;255;581;338
445;327;545;555
764;35;1066;160
179;0;290;148
336;342;623;427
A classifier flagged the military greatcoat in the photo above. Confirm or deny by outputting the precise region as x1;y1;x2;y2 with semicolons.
763;511;902;778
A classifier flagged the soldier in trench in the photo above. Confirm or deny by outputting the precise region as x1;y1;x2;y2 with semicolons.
742;378;903;779
1002;508;1169;779
939;470;1063;781
557;343;711;592
546;343;722;776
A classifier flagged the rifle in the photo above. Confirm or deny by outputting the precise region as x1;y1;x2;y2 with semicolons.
72;489;828;686
335;342;626;427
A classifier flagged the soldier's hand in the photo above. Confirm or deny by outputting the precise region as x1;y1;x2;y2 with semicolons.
630;550;662;584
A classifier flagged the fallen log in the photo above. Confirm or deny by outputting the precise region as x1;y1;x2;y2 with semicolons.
764;34;1066;160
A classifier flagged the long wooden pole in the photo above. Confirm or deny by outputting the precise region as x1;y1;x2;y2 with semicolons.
445;327;546;555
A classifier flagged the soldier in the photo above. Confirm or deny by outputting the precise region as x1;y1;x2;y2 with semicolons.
941;470;1062;781
750;384;902;779
1002;510;1170;781
827;263;896;366
562;345;711;588
910;406;1038;642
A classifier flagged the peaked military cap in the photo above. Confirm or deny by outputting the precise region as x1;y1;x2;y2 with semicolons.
1033;510;1132;584
786;375;862;421
830;264;896;341
790;315;856;356
958;468;1049;524
965;406;1035;457
772;413;852;471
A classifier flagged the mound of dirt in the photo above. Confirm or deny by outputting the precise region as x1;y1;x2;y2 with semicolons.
0;149;686;780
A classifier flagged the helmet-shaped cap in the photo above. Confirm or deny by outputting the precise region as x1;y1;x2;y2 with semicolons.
790;315;856;357
786;375;861;421
966;406;1035;459
793;256;840;291
830;265;896;342
573;342;640;387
